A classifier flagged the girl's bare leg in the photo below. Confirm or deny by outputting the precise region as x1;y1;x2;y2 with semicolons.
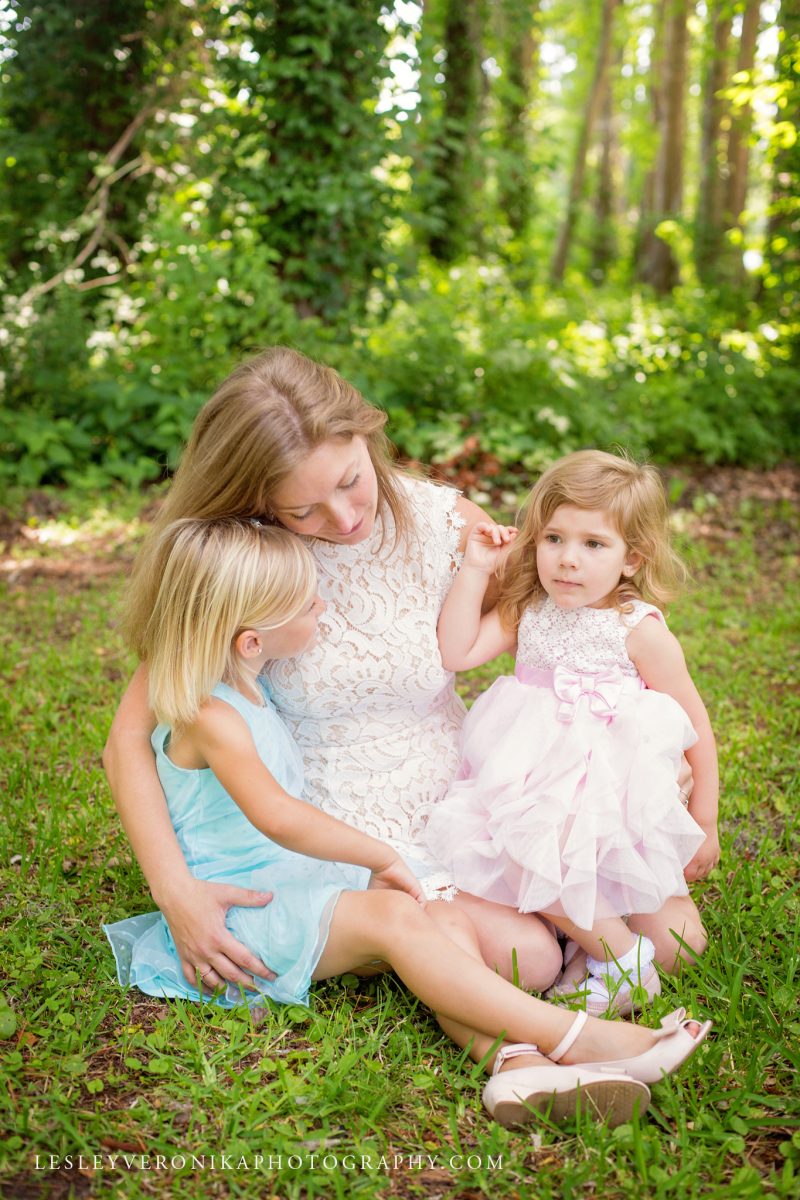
312;891;659;1069
628;895;707;974
450;892;563;992
543;912;637;962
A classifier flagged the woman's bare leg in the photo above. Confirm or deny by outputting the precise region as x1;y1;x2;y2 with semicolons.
312;891;659;1067
450;892;563;992
628;895;707;974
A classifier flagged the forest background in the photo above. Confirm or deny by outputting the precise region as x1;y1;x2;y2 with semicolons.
1;3;799;1199
0;0;798;496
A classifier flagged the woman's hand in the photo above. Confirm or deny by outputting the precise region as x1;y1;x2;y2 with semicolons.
160;877;277;993
368;856;426;905
463;522;517;575
684;825;721;883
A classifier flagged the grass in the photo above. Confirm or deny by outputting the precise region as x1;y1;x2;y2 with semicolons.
0;479;798;1199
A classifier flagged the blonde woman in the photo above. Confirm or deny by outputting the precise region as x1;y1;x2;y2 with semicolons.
104;516;711;1130
105;347;706;996
426;451;719;1016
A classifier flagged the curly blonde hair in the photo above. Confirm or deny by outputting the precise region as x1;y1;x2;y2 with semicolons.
497;450;686;631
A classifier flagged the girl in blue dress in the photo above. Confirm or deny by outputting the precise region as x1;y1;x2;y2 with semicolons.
104;516;710;1128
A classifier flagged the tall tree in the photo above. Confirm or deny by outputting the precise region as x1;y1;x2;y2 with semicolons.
694;0;733;282
763;0;800;325
590;50;622;283
637;0;689;293
722;0;762;247
635;0;666;271
220;0;393;319
550;0;620;284
427;0;484;261
496;0;539;240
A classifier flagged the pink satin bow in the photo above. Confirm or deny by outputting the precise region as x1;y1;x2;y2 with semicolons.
553;665;625;723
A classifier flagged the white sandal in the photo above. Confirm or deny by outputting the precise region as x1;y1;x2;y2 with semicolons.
550;1007;712;1085
482;1042;651;1129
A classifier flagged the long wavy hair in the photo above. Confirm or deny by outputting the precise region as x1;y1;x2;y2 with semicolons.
497;450;686;631
126;347;411;657
142;519;317;730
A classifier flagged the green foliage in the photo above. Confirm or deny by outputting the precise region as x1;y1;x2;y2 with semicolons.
0;0;150;280
0;0;796;493
342;263;800;480
762;2;800;330
1;255;797;495
0;198;304;490
216;0;396;319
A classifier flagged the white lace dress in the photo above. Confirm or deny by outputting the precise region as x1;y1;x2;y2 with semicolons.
266;476;466;896
424;598;706;926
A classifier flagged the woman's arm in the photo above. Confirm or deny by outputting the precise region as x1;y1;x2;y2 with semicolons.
626;618;720;881
103;666;276;989
189;702;425;902
438;518;517;670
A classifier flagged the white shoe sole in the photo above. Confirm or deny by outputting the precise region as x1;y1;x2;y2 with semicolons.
483;1068;651;1128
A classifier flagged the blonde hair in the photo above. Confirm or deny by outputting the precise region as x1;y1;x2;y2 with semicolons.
497;450;686;630
140;518;317;730
126;346;411;657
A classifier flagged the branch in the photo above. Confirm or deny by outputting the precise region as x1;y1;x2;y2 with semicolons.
73;272;126;292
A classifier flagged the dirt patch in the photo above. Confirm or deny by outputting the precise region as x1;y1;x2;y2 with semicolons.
1;465;797;590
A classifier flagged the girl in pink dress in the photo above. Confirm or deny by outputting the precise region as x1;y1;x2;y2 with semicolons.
425;450;720;1016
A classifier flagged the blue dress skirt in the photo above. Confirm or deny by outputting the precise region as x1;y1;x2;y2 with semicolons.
103;681;369;1008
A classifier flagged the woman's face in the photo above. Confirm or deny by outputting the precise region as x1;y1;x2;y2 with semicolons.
269;437;379;544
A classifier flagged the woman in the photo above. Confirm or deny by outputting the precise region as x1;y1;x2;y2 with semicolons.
105;347;705;995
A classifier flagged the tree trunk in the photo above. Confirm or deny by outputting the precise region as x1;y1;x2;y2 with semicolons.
590;56;621;283
724;0;762;234
694;1;732;282
550;0;620;283
497;0;540;239
634;0;667;271
637;0;689;293
428;0;483;262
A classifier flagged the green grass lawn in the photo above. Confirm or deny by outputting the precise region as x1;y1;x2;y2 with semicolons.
0;479;798;1199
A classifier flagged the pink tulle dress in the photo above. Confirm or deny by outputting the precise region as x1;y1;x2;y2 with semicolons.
424;598;706;929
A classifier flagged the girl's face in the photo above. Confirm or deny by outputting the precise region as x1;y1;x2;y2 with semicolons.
254;594;327;661
269;437;379;544
535;505;639;609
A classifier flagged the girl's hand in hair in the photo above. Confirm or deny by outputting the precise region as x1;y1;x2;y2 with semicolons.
160;877;276;992
463;522;517;575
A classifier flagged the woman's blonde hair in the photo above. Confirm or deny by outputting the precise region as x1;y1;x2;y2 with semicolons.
497;449;686;630
126;346;410;657
141;518;317;730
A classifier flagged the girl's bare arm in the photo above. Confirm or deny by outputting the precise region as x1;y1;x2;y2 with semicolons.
626;618;720;880
103;665;275;989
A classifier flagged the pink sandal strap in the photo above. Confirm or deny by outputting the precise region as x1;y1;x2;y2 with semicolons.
549;1010;588;1063
492;1043;540;1076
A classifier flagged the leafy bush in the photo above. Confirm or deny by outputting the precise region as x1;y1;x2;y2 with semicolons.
1;203;304;491
2;255;797;497
336;263;799;479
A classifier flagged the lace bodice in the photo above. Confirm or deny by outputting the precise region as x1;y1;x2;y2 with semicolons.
516;597;664;677
266;477;467;859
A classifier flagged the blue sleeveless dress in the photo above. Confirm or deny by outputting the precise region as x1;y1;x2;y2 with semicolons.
103;680;369;1007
